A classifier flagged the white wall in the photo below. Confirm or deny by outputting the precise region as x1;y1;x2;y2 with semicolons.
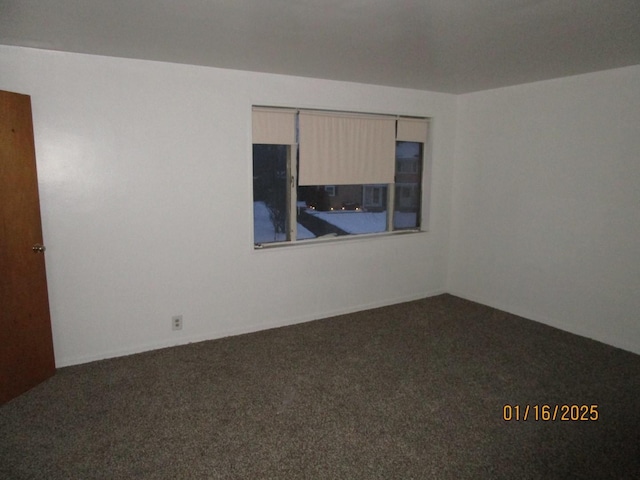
448;65;640;354
1;46;457;366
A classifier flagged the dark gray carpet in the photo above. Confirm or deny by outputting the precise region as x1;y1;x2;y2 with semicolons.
1;294;639;479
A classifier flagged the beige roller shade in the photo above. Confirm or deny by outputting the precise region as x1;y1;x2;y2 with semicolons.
298;110;396;186
397;118;429;143
252;107;297;145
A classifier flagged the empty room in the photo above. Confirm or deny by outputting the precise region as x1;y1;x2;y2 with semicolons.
1;1;639;478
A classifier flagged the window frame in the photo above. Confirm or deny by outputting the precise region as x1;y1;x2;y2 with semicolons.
252;107;429;249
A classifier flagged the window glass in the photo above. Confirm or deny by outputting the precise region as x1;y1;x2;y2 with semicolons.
253;144;289;244
393;142;422;230
297;185;387;238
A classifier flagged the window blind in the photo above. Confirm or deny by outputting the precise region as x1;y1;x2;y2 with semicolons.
298;110;396;186
252;107;296;145
397;118;429;143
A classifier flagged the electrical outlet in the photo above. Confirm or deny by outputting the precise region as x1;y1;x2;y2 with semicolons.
172;315;183;331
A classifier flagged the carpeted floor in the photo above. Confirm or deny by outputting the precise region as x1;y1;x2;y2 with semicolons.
1;294;639;479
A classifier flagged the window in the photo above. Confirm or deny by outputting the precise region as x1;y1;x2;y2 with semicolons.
324;186;336;197
252;107;429;246
393;141;423;230
363;185;385;208
252;144;290;244
397;158;418;173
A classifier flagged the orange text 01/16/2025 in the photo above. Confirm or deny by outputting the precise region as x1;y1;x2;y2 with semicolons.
502;404;599;422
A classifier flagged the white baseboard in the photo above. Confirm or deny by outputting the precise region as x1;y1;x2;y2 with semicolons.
56;289;446;367
446;289;640;356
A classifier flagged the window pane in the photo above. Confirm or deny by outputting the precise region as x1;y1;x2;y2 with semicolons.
253;144;289;244
394;142;422;230
297;184;387;238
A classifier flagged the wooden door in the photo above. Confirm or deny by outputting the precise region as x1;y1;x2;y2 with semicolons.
0;89;55;404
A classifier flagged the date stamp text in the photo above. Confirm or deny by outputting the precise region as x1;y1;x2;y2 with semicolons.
503;404;599;421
